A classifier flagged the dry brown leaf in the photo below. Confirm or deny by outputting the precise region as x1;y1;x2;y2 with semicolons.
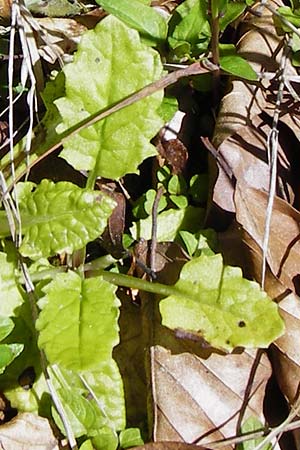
0;413;58;450
150;345;271;448
213;0;283;149
234;183;300;293
132;442;210;450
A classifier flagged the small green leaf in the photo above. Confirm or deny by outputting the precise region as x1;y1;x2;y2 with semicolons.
160;253;285;350
220;44;258;81
0;253;23;316
130;206;205;241
237;417;271;450
178;230;198;256
133;189;167;219
56;16;164;180
189;174;208;203
277;6;300;30
119;428;144;448
219;2;247;31
80;440;94;450
92;427;118;450
157;96;178;123
97;0;167;44
18;180;115;259
168;0;211;57
168;174;187;195
0;343;24;375
169;195;188;209
36;272;120;371
0;317;14;341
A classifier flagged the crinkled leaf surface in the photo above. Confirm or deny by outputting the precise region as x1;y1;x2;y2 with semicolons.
18;180;115;259
97;0;167;45
36;271;120;371
56;16;164;180
160;253;284;350
0;252;23;316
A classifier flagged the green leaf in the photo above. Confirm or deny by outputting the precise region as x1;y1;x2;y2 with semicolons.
130;206;205;241
0;253;23;316
219;2;247;31
0;343;24;375
219;44;258;80
0;316;23;375
157;96;178;123
169;195;188;209
17;180;115;259
237;417;272;450
96;0;167;45
119;428;144;448
159;253;285;350
277;6;300;30
80;440;94;450
36;271;120;371
0;317;14;341
92;427;118;450
51;361;125;442
168;0;211;57
56;16;164;180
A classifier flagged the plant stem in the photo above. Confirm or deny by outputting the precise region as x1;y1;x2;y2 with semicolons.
91;269;179;298
210;0;221;105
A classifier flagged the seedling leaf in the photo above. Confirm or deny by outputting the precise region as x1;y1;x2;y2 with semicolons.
220;44;258;81
96;0;167;44
36;272;120;371
56;16;164;180
168;0;211;57
160;253;285;350
18;180;115;259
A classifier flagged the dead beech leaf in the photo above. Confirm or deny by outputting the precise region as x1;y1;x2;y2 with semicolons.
151;345;271;448
132;442;209;450
270;292;300;404
0;412;58;450
234;183;300;293
210;114;297;220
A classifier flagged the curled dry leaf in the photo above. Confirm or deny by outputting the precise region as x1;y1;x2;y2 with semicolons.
0;413;59;450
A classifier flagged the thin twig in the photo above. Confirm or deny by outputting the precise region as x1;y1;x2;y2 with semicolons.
150;186;165;275
261;36;291;288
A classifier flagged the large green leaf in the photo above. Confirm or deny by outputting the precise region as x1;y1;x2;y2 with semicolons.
159;253;285;350
36;272;120;371
0;253;23;316
55;16;164;180
17;180;115;259
97;0;167;45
